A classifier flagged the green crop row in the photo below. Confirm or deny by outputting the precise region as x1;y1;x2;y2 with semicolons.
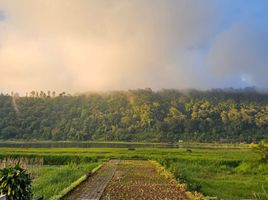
157;157;268;200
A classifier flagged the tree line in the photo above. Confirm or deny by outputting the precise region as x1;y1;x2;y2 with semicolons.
0;88;267;143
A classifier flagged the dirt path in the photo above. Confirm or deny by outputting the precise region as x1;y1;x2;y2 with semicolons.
63;160;119;200
101;160;186;200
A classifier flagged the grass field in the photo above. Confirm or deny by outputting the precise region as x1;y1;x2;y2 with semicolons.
0;144;267;199
157;158;268;200
29;162;100;199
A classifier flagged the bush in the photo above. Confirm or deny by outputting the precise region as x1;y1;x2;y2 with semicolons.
0;164;32;200
255;139;268;162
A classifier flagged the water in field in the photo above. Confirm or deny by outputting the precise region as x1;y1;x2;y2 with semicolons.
0;141;246;149
0;141;178;148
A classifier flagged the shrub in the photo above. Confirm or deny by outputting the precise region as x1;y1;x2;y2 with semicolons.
255;139;268;162
0;164;32;200
186;149;193;153
235;162;252;174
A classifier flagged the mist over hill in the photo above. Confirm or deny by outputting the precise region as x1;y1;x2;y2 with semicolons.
0;88;267;143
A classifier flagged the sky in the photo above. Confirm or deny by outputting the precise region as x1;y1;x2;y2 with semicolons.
0;0;268;94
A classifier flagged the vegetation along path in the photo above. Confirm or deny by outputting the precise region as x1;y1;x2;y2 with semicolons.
101;160;186;200
64;160;120;200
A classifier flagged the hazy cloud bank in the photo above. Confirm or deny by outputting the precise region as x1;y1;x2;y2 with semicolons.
0;0;267;94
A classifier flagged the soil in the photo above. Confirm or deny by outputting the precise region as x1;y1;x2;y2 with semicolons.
101;160;186;200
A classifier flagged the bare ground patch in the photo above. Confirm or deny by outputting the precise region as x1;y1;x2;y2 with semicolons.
101;160;186;200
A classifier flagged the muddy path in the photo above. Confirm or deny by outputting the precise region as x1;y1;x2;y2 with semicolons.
63;160;119;200
64;160;187;200
101;160;186;200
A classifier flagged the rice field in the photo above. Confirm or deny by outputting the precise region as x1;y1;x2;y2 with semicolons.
0;143;267;199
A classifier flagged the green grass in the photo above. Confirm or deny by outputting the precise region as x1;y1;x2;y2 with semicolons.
0;146;256;161
0;145;265;199
28;162;100;199
157;158;268;200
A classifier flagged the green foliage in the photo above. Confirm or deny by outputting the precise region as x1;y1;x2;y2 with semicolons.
0;153;98;165
235;161;268;174
42;155;98;165
157;156;268;200
0;164;32;200
255;139;268;162
49;163;103;200
0;89;268;142
30;162;99;199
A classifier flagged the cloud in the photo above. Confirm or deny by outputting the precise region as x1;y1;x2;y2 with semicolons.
0;10;5;20
207;21;268;89
0;0;267;93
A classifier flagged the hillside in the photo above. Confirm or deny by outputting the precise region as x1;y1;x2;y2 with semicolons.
0;89;267;142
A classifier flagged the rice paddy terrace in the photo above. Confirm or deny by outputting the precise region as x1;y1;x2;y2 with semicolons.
0;142;267;200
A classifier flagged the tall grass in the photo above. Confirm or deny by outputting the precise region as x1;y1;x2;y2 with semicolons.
0;153;98;165
30;162;100;199
157;157;268;200
0;157;43;168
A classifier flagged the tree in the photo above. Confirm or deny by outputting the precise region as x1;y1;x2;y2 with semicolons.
1;126;19;139
0;88;267;142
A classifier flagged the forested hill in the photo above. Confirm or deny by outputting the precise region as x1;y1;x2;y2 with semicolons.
0;89;267;143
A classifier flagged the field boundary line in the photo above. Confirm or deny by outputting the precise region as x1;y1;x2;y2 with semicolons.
49;162;104;200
